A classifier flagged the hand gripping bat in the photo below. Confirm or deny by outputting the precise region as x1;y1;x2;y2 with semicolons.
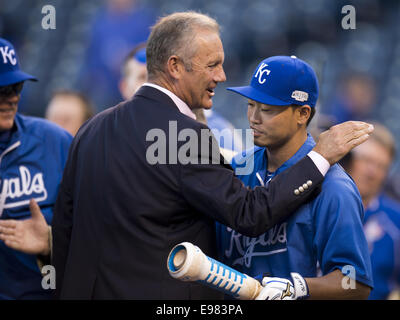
167;242;262;300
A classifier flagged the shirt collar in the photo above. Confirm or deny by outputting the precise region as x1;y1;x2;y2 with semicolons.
1;115;20;142
142;83;197;120
0;129;12;143
258;133;316;181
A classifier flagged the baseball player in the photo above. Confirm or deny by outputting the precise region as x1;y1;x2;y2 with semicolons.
118;43;147;100
45;90;95;137
0;38;72;299
217;56;373;299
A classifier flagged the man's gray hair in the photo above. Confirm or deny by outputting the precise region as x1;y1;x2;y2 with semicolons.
146;11;220;79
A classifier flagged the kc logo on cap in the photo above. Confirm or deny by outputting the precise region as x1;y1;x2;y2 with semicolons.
254;63;271;85
0;38;37;86
0;46;17;65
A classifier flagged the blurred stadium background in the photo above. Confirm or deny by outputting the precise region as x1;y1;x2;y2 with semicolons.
1;0;399;184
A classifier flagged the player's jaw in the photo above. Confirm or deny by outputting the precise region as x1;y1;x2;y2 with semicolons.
0;96;18;131
250;124;290;149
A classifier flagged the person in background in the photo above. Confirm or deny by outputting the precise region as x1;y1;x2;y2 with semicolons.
79;0;157;109
344;122;400;300
383;172;400;204
119;43;147;100
327;73;376;125
45;90;95;137
0;38;72;299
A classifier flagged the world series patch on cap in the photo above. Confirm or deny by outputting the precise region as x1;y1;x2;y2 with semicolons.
0;38;37;86
227;55;319;108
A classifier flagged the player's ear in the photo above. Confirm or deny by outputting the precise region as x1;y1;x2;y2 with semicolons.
296;105;311;126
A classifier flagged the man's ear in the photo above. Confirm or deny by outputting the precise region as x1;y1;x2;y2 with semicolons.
166;55;184;80
297;105;311;125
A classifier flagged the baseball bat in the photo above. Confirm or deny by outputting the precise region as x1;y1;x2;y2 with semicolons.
167;242;262;300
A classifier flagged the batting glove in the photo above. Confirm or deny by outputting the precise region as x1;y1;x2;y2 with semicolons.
255;272;309;300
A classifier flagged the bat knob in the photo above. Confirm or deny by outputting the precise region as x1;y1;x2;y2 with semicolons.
173;248;186;269
167;242;200;279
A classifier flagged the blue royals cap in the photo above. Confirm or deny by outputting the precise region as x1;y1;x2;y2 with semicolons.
0;38;37;87
134;47;146;64
227;55;319;107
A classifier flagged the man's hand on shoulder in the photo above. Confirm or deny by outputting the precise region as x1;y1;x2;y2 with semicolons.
313;121;374;166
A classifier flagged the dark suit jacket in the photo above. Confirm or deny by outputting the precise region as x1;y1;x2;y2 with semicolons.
52;86;324;299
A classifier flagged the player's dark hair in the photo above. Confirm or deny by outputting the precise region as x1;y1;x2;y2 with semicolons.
307;108;316;126
0;82;24;99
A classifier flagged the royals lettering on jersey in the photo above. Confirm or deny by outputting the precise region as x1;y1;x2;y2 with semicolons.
224;223;287;268
0;165;48;216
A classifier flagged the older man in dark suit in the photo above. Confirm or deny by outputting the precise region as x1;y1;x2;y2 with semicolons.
50;12;373;299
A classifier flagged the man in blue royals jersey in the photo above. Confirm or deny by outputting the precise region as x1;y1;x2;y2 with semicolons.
0;38;72;299
217;55;373;299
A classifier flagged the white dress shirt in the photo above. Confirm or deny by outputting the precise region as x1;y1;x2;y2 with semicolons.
142;83;196;120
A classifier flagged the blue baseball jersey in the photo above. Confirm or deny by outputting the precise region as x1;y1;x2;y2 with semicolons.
216;134;373;289
363;194;400;299
0;113;72;299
